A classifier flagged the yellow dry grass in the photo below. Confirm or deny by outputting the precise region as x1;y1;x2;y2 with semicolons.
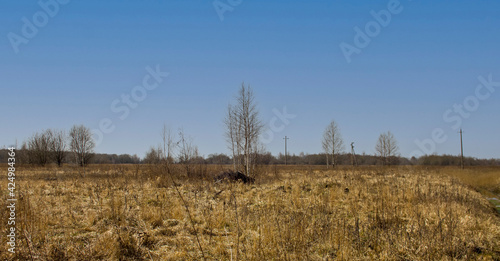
0;164;499;260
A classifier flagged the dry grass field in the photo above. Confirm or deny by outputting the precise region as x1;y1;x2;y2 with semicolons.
1;164;499;260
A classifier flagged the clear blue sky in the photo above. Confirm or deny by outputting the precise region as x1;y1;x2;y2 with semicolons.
1;0;499;159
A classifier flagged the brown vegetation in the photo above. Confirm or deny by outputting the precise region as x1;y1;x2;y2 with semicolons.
1;165;499;260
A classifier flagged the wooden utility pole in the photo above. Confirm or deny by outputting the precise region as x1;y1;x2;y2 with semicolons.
283;136;289;165
460;129;464;169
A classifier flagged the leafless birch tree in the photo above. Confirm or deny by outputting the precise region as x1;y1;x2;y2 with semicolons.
161;123;176;164
322;120;344;168
375;131;399;165
225;104;241;171
224;83;263;176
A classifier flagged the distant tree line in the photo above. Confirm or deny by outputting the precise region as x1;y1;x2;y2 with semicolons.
414;154;500;166
92;153;141;164
2;147;499;167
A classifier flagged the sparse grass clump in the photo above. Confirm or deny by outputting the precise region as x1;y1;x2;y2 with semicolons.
0;164;499;260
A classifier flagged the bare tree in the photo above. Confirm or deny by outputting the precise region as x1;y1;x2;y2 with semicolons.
178;128;199;177
225;104;241;171
224;83;263;177
161;123;176;164
47;129;66;167
144;145;162;164
26;130;51;166
322;120;344;168
69;125;95;167
375;131;399;165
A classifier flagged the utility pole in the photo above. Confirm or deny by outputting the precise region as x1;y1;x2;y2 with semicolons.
460;129;464;169
283;136;289;165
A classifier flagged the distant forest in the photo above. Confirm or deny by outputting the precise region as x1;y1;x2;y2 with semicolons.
1;149;499;166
